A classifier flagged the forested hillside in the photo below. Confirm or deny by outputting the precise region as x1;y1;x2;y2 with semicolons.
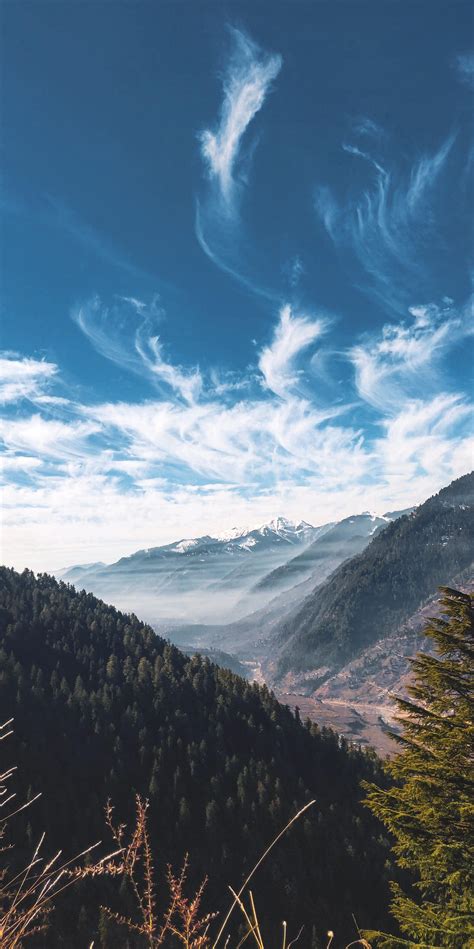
271;472;474;683
0;567;394;947
252;511;404;597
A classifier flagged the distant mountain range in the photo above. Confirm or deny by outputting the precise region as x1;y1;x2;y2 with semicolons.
59;511;411;629
58;516;320;624
168;509;410;653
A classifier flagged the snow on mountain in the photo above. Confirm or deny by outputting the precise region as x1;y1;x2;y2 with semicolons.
58;516;320;626
57;508;411;629
170;539;201;554
213;516;315;544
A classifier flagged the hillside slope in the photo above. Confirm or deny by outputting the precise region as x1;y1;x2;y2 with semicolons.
0;566;393;946
253;511;407;597
168;512;407;657
269;472;474;685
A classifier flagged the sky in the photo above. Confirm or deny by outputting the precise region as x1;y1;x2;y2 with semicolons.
1;0;473;571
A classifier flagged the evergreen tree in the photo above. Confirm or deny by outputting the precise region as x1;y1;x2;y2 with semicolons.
0;565;393;946
365;588;474;948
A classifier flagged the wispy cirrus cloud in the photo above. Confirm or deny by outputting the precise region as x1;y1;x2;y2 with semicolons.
0;414;100;461
135;332;202;404
2;388;470;572
315;135;455;312
350;116;386;140
0;355;58;404
349;299;470;412
199;27;282;207
46;196;146;277
195;28;282;300
258;305;328;399
376;394;473;493
2;388;471;571
73;295;203;404
194;206;280;302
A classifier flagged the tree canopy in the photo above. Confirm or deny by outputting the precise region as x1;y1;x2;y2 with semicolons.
0;566;394;947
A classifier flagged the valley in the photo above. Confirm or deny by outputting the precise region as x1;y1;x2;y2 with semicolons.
59;472;474;756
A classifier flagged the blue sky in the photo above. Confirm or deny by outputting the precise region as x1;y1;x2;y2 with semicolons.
1;0;473;570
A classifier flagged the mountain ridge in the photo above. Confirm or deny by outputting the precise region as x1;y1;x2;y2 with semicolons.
267;471;474;686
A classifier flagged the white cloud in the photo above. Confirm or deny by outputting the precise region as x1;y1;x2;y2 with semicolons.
406;136;454;209
0;414;100;461
258;305;328;399
3;421;470;574
73;295;202;403
199;27;282;204
135;331;202;404
315;136;455;313
375;394;473;491
195;28;283;300
0;355;58;404
350;300;469;412
86;391;360;488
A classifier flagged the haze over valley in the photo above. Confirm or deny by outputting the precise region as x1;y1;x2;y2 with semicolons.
58;472;474;752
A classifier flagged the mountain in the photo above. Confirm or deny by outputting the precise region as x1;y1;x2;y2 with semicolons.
252;512;404;597
267;472;474;689
54;561;106;582
58;517;320;626
0;566;393;945
168;511;408;660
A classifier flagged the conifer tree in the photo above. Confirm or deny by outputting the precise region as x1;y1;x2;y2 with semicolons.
365;588;474;948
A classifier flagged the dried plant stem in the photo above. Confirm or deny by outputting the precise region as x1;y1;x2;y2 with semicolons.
212;799;316;948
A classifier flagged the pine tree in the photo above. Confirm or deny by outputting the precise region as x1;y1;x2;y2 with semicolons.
364;588;474;948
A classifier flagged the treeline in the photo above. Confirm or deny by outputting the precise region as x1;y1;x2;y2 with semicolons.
0;566;393;947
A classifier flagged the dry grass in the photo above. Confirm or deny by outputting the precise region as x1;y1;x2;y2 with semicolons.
85;795;372;949
0;720;118;948
1;718;372;948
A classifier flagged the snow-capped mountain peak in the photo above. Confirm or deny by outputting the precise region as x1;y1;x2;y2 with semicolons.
255;516;316;542
214;516;315;544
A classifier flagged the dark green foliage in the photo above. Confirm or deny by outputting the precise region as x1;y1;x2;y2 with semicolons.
275;472;474;681
364;588;474;948
0;566;393;946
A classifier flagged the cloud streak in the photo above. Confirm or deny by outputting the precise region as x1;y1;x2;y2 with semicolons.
195;28;283;301
0;355;58;404
199;27;282;206
73;295;203;404
258;305;328;399
349;299;469;412
315;135;455;312
46;196;146;277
